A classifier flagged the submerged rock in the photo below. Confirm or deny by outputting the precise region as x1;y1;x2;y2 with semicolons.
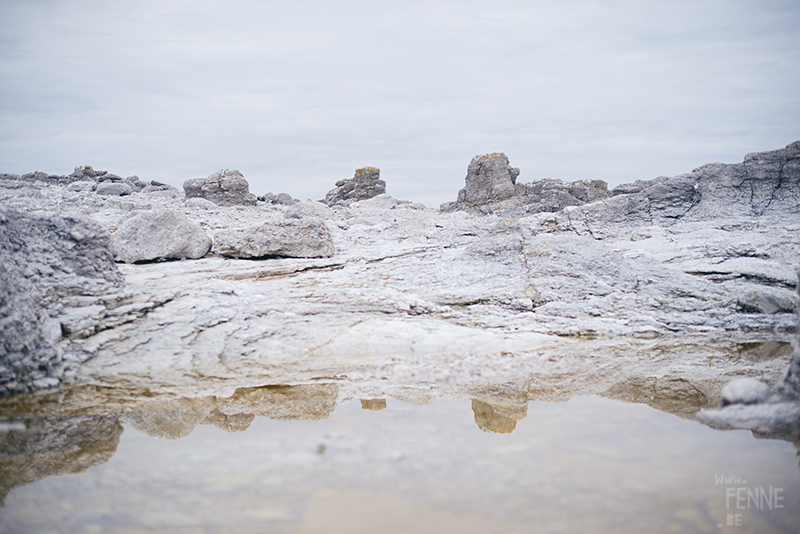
183;169;257;206
112;209;212;263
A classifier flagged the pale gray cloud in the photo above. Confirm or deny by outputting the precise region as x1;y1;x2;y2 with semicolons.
1;0;798;207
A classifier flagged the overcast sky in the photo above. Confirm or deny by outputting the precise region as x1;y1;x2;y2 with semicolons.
1;0;798;207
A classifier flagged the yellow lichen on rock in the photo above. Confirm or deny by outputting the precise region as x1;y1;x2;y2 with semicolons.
355;166;380;177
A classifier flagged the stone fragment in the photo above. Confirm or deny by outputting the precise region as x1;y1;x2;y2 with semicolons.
213;219;334;258
183;169;257;206
112;209;212;263
324;166;386;205
95;182;132;196
260;192;297;205
67;181;96;192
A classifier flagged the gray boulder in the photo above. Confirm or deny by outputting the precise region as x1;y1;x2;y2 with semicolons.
259;192;297;205
213;220;335;258
112;209;212;263
457;153;520;207
183;169;257;206
285;200;334;220
0;210;122;395
95;182;132;196
324;166;386;205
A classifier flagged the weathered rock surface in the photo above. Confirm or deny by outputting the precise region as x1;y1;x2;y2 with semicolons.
0;210;122;394
213;219;335;258
442;153;612;214
456;152;520;206
324;167;386;205
1;143;799;446
112;209;212;263
183;169;257;206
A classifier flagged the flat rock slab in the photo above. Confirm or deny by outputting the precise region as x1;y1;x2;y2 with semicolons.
213;219;335;258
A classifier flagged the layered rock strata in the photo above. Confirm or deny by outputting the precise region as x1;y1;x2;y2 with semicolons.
0;210;122;394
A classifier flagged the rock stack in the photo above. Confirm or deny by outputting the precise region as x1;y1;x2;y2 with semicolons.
324;166;386;205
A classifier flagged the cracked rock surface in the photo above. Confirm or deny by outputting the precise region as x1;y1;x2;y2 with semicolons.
0;143;799;431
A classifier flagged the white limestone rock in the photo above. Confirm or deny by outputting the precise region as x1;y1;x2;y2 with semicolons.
112;209;212;263
213;219;335;258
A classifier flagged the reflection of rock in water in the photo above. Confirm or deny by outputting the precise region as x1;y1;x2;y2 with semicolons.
471;400;527;434
120;384;339;439
215;384;338;420
360;399;387;411
0;415;123;506
736;341;793;363
201;409;254;433
602;377;709;420
121;396;217;440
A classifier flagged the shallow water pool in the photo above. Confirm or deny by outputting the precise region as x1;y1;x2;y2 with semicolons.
1;395;798;533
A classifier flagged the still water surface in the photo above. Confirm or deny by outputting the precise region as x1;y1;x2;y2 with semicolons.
1;395;799;533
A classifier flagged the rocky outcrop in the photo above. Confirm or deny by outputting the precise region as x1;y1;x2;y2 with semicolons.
213;219;335;258
455;152;520;206
111;209;212;263
695;267;800;439
1;142;799;433
0;165;175;197
324;167;386;205
441;153;611;214
0;210;122;395
183;169;257;206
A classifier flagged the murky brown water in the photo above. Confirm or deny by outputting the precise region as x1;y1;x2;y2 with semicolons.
1;394;798;533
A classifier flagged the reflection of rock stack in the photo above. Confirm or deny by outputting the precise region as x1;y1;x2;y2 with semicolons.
471;399;527;434
360;399;387;411
0;415;123;506
120;384;339;440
